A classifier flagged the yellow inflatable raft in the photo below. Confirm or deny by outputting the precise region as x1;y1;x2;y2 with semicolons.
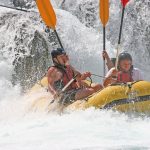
29;77;150;113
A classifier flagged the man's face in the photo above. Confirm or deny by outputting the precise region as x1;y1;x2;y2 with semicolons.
56;53;69;65
119;59;132;72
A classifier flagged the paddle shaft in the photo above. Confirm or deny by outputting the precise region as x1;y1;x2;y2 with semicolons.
103;26;106;76
54;29;64;49
50;74;78;104
118;7;125;45
115;7;125;70
91;73;105;79
99;0;109;77
61;74;78;92
0;4;29;12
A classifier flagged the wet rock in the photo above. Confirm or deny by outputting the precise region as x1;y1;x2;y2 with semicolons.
0;11;57;91
11;0;36;9
13;30;51;91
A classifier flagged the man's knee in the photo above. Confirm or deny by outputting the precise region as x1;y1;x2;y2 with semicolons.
91;83;103;92
75;88;94;100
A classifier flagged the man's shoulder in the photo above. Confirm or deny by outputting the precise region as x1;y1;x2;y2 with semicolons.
47;66;58;74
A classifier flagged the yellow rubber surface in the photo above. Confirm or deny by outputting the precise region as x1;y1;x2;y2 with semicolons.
29;77;150;113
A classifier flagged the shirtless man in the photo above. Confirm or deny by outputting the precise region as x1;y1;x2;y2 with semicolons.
47;48;102;105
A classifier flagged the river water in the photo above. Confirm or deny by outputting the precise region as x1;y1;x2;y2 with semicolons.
0;0;150;150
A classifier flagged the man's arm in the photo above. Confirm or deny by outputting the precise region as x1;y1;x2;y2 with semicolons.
103;68;118;87
47;67;60;97
102;51;114;70
69;65;92;87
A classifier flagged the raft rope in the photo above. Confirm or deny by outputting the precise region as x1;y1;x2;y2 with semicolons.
110;80;142;87
91;74;105;79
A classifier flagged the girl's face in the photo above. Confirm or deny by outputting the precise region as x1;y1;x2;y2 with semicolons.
119;59;132;72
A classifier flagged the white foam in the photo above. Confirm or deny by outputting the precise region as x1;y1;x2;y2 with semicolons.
0;0;149;149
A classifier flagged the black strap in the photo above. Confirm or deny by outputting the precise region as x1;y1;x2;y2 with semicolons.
48;64;76;89
103;95;150;109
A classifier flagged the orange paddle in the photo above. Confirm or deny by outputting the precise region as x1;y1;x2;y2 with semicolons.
36;0;63;48
99;0;109;76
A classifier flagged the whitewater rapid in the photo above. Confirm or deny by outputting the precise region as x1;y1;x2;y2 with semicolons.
1;107;150;150
0;50;150;150
0;1;150;150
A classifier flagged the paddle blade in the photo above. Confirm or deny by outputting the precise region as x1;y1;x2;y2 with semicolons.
99;0;109;26
121;0;129;8
36;0;56;29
